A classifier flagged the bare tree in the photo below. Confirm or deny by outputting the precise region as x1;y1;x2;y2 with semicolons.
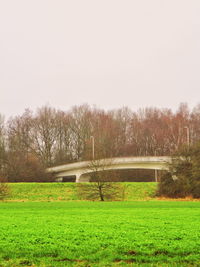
69;104;93;161
30;106;59;166
52;111;73;165
5;109;54;181
77;158;124;201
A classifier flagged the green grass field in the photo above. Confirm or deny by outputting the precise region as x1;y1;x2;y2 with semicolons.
6;182;157;201
0;201;200;266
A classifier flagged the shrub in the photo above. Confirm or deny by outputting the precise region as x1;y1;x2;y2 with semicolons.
0;177;10;200
5;152;53;182
157;172;192;198
157;143;200;198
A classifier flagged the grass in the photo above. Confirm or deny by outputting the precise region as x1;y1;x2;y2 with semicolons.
0;201;200;266
1;183;199;266
5;182;157;201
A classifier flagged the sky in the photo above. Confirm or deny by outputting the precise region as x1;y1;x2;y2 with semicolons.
0;0;200;118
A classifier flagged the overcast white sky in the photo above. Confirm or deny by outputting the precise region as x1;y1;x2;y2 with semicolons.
0;0;200;118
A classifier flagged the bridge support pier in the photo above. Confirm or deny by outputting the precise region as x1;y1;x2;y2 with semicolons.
76;173;90;182
76;174;81;183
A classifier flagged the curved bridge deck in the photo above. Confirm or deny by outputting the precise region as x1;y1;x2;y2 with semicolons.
47;156;171;182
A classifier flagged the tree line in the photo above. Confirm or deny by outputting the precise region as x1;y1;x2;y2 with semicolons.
1;102;200;182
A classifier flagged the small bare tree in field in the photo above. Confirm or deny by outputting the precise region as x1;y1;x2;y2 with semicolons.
77;158;124;201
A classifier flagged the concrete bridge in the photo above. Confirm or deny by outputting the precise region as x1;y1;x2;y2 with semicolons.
46;156;171;182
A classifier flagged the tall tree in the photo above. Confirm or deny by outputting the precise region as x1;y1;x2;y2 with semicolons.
69;104;93;161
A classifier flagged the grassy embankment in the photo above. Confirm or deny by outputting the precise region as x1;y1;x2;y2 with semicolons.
0;201;200;266
5;182;157;201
